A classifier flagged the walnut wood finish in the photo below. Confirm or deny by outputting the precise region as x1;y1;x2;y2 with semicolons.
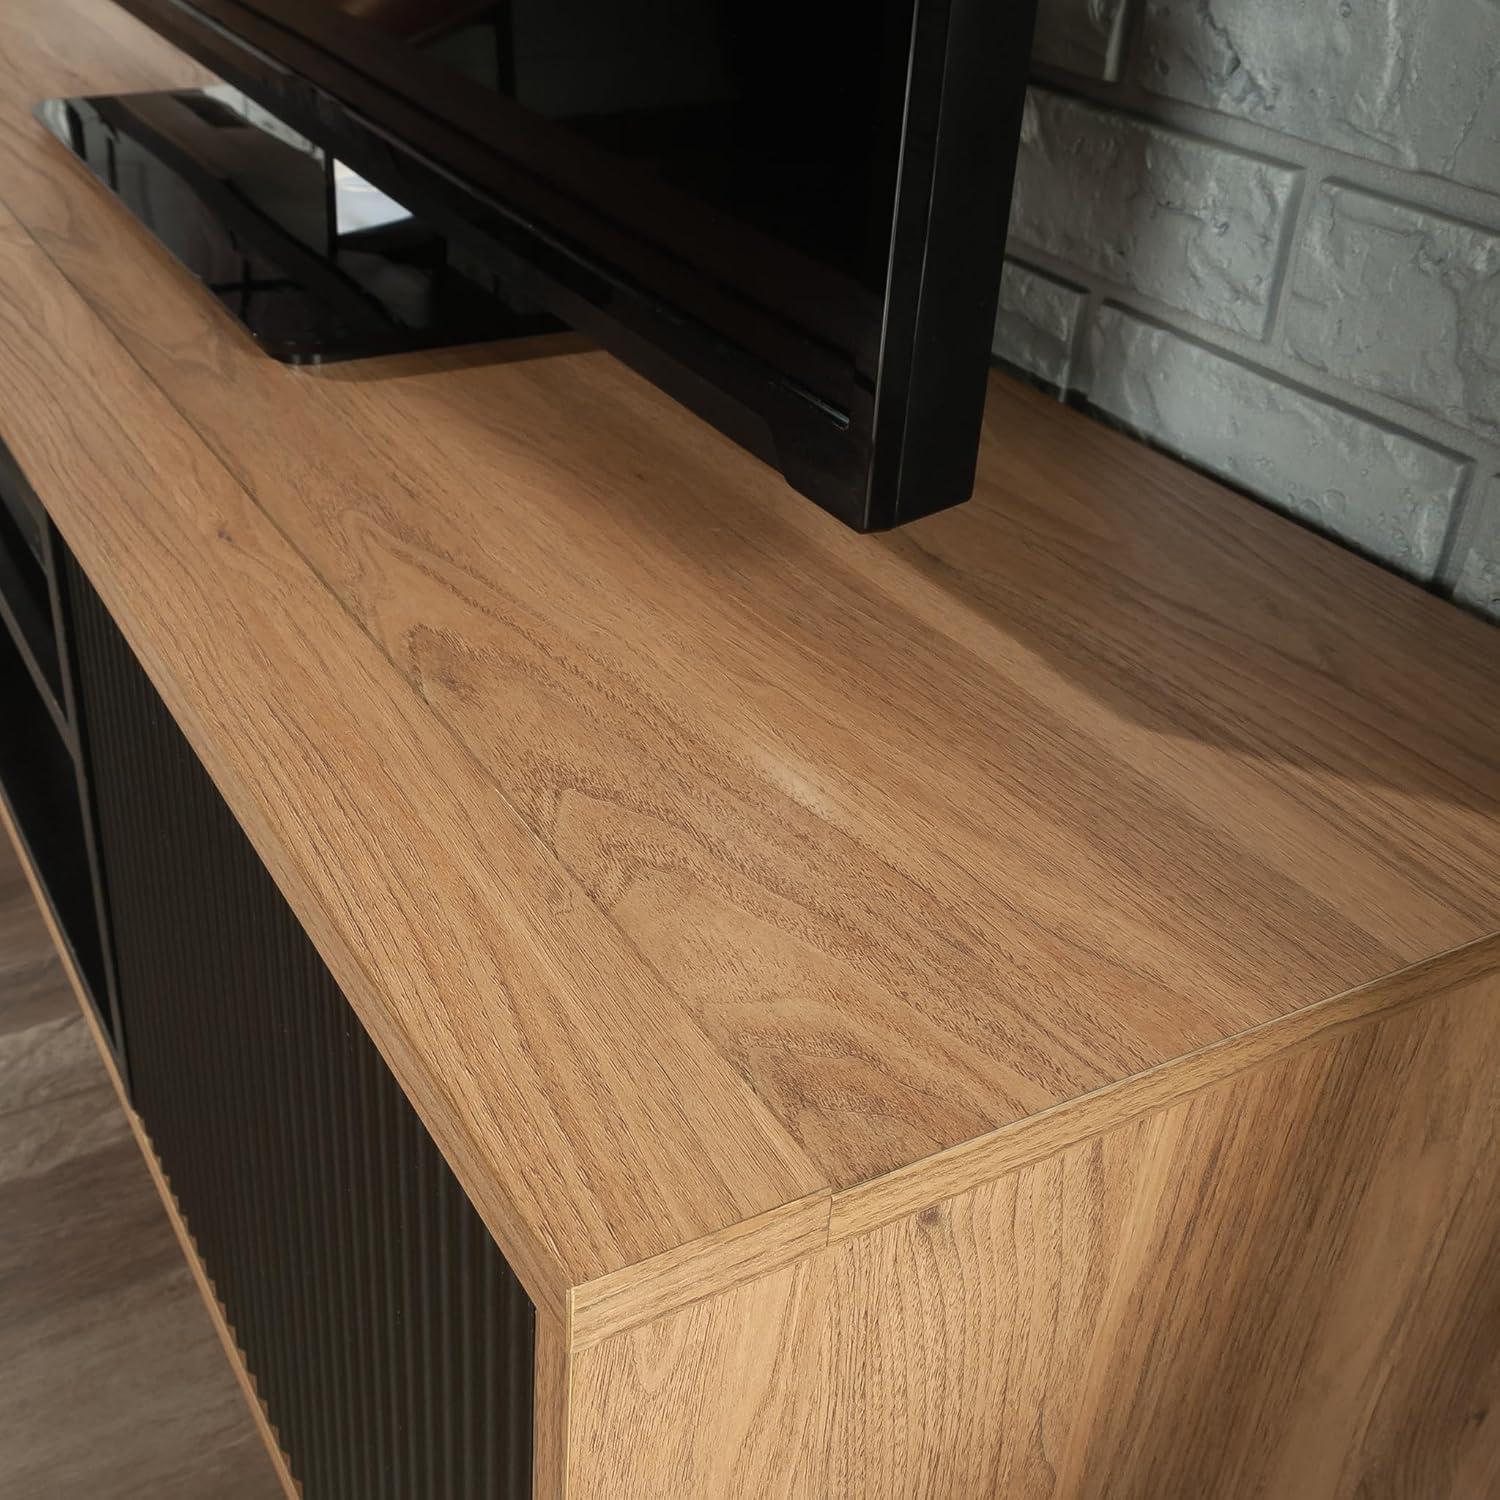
569;957;1500;1498
0;8;1497;1487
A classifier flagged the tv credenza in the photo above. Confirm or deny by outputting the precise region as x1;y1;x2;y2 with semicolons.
3;4;1500;1497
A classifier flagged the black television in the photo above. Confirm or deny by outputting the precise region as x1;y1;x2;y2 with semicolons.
43;1;1038;530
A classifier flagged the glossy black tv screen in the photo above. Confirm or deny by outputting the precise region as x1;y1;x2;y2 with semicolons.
112;0;1037;528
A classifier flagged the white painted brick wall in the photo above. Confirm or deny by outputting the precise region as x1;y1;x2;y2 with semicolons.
994;261;1088;388
994;0;1500;623
1286;186;1500;439
1088;308;1467;578
1139;0;1500;198
1033;0;1130;81
1456;476;1500;617
1009;91;1298;336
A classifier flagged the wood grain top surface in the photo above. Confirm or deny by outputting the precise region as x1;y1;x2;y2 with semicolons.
1;0;1498;1317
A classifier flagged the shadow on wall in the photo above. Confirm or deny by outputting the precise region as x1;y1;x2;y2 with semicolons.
999;0;1500;623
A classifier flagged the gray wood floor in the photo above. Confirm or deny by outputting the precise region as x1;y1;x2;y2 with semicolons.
0;841;281;1498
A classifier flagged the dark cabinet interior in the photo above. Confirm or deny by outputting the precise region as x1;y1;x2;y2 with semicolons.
0;444;112;1033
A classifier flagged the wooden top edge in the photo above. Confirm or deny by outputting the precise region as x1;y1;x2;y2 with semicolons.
568;1191;833;1350
826;931;1500;1245
556;932;1500;1331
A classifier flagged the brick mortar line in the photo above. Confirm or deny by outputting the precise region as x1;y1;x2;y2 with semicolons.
1027;69;1500;237
1005;253;1500;474
1017;0;1500;611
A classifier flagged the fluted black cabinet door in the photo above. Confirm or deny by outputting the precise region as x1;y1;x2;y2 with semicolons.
65;549;535;1500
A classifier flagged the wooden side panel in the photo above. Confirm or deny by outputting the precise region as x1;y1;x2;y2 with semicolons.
567;971;1500;1498
570;1257;826;1498
533;1318;571;1500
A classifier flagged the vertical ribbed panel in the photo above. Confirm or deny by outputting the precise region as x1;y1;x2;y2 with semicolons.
64;552;535;1499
